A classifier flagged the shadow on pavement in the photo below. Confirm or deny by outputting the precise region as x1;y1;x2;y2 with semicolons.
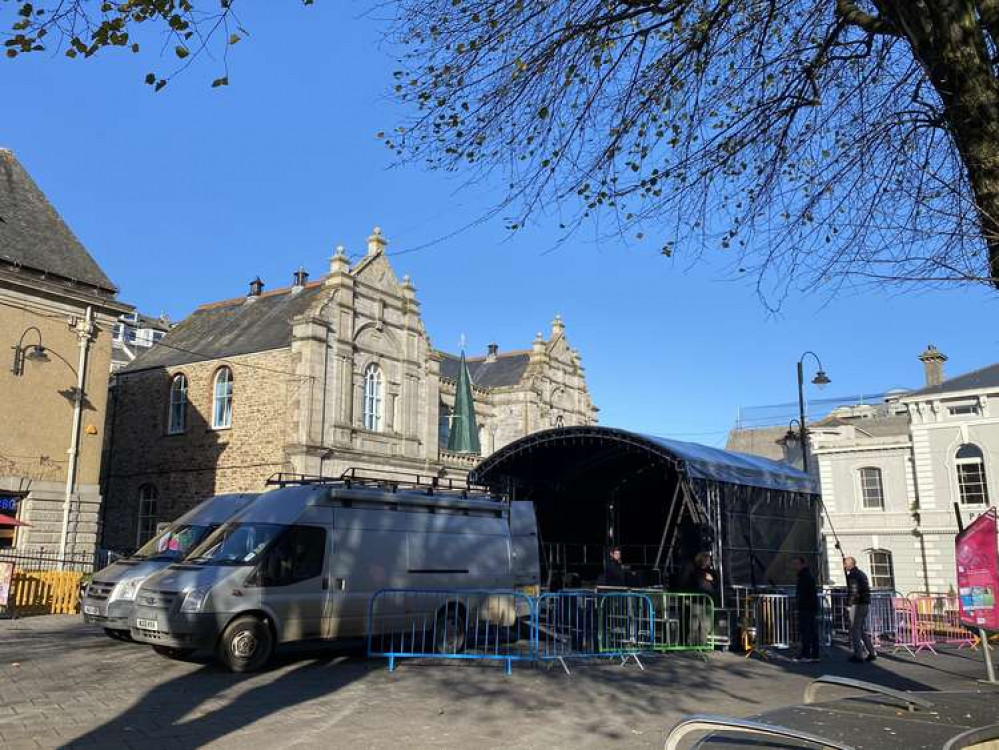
58;647;369;749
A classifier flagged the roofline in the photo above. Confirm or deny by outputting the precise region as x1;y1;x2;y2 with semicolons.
0;257;119;296
196;277;327;311
437;348;533;361
901;361;999;400
0;265;132;315
116;344;290;376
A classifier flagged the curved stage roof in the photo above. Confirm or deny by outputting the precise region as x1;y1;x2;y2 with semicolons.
472;425;818;495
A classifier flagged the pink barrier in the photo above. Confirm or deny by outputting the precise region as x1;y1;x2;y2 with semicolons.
891;597;937;655
908;595;975;648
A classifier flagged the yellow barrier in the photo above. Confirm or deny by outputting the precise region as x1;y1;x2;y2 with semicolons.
7;570;82;615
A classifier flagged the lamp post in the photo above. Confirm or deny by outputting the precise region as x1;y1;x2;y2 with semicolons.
11;326;49;375
797;351;831;474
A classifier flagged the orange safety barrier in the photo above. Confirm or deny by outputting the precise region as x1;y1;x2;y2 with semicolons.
6;570;82;615
908;595;975;648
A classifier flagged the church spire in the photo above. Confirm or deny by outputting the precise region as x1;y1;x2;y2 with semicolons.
447;349;481;455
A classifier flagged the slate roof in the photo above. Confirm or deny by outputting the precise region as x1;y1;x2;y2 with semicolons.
814;414;911;438
724;426;788;462
122;283;326;372
0;149;117;293
439;351;531;389
905;362;999;398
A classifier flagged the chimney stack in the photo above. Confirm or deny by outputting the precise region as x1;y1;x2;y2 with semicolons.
248;277;264;298
486;343;499;363
919;344;948;387
292;267;309;290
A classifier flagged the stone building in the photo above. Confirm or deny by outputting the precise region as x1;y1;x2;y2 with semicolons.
102;228;597;551
773;346;997;594
0;148;131;555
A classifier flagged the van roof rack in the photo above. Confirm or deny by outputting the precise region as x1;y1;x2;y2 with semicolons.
265;468;500;500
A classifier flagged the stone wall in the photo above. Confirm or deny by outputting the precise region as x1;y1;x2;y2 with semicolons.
102;348;293;551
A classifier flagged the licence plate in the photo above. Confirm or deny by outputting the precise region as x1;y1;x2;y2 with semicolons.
136;618;159;631
83;605;100;616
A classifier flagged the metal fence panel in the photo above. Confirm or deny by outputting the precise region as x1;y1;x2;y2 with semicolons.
367;589;536;674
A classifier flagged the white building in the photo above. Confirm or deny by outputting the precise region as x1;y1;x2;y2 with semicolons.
814;346;997;593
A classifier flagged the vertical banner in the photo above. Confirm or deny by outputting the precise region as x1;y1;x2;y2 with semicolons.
956;507;999;631
0;562;14;607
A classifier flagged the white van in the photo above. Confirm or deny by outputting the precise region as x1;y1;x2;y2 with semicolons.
129;477;539;671
83;493;258;640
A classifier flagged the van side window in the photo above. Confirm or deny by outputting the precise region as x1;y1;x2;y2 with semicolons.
257;525;326;586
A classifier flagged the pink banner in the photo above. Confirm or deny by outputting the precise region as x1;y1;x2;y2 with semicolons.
956;507;999;632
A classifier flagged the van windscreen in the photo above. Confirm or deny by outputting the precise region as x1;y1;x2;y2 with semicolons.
131;524;217;562
185;523;285;565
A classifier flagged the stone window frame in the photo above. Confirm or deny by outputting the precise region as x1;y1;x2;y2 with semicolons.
363;363;384;432
136;483;159;547
212;365;234;430
955;443;989;506
866;548;895;591
858;466;885;511
167;373;188;435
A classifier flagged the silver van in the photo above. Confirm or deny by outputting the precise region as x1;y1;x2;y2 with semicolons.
129;478;539;671
83;493;258;640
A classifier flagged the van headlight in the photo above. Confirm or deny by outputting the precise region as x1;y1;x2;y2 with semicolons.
109;577;145;603
180;587;210;613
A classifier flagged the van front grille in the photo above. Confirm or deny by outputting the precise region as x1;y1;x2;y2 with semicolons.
86;581;115;601
137;590;179;609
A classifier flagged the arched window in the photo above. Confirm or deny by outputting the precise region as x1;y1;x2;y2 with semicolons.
956;444;989;505
867;549;895;590
167;374;187;434
363;364;383;431
859;467;885;510
137;484;159;546
212;366;233;429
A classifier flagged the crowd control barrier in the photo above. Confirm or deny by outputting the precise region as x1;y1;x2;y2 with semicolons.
367;589;536;674
908;595;975;648
535;591;655;674
651;592;715;652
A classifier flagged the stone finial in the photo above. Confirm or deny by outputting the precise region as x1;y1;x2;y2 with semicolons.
531;331;546;360
367;225;388;256
918;344;948;388
329;244;349;275
551;313;565;337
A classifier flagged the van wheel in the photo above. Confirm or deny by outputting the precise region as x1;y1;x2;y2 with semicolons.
152;645;195;659
434;605;466;654
218;615;273;673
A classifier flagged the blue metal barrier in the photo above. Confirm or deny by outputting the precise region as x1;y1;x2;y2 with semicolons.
535;591;656;674
366;588;536;674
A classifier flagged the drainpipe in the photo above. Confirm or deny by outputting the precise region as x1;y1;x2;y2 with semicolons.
59;306;95;566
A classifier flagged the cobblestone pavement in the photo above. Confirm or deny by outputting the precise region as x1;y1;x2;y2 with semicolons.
0;616;996;749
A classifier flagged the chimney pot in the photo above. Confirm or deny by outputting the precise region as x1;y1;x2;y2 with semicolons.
486;343;499;362
293;267;309;288
248;277;264;297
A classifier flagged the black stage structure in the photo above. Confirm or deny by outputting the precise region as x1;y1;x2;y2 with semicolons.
470;426;821;607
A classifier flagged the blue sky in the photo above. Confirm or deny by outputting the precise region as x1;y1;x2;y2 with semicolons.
2;2;995;446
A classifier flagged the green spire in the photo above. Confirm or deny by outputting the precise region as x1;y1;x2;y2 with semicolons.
447;350;481;454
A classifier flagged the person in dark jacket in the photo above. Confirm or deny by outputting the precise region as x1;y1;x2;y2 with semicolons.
688;551;720;605
601;546;627;586
792;556;820;661
844;556;876;662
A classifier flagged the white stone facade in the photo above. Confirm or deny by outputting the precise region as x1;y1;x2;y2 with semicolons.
814;352;999;594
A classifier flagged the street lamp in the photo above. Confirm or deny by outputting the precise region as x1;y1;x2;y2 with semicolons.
11;327;49;376
797;351;831;474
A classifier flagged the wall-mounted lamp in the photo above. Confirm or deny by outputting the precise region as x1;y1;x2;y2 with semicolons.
11;327;49;376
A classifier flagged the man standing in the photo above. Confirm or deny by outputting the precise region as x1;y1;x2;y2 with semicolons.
792;556;819;662
844;556;876;663
602;546;626;586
